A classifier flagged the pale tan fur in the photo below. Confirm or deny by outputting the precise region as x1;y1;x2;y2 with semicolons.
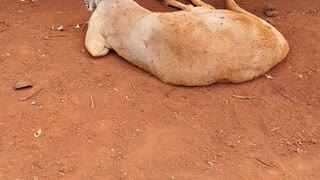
85;0;289;86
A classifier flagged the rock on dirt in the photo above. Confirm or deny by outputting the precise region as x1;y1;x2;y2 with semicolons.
265;10;279;17
207;161;216;167
13;81;33;90
265;5;279;17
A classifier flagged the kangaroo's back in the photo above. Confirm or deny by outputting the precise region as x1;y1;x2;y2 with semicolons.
119;10;288;85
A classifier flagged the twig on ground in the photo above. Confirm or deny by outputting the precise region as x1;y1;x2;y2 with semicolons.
47;35;67;37
271;127;281;131
90;95;94;109
232;95;261;100
271;88;294;102
19;61;30;70
41;35;67;40
33;162;44;169
80;22;88;32
83;133;92;142
255;158;273;168
58;120;89;131
19;88;43;101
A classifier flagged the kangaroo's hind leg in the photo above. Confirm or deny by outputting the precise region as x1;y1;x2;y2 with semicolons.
190;0;215;9
225;0;257;17
164;0;194;11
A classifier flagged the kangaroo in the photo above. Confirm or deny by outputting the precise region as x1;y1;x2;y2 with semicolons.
84;0;289;86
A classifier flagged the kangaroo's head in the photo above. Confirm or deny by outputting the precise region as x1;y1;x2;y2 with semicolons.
84;0;103;11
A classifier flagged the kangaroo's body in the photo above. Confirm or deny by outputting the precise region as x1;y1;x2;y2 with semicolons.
85;0;289;86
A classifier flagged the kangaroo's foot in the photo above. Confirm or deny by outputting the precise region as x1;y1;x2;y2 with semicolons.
225;0;251;15
164;0;194;11
190;0;215;9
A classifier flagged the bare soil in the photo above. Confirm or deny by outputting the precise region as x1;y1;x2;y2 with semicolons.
0;0;319;179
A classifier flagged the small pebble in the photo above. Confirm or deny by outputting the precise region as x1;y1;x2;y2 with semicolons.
31;101;36;105
265;10;279;17
41;36;49;40
266;5;277;11
57;26;64;31
207;161;215;167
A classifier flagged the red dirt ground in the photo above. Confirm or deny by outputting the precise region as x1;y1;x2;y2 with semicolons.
0;0;319;179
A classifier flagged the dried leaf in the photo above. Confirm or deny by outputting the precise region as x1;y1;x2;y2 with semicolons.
264;74;274;79
34;129;42;138
1;52;10;58
232;95;260;100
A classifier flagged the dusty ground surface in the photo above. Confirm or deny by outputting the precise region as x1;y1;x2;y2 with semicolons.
0;0;319;179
